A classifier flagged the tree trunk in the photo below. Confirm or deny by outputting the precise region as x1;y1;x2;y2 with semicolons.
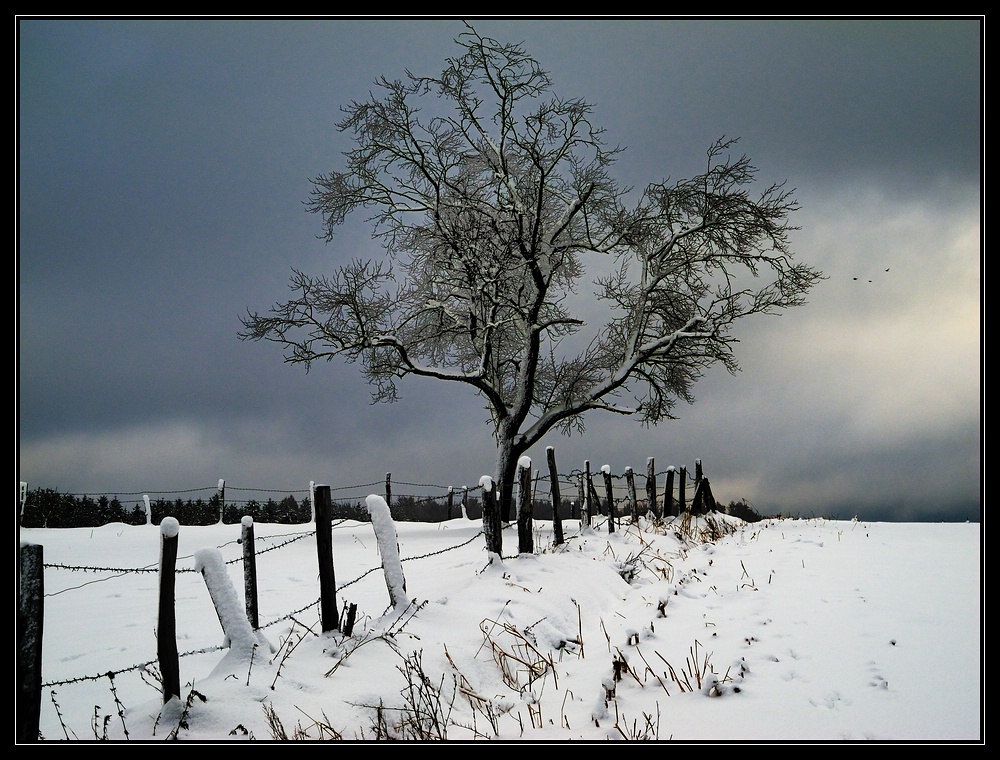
495;439;522;524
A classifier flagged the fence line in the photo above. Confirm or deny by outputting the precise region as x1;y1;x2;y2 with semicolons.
19;458;710;507
20;456;726;529
18;447;742;740
26;517;490;686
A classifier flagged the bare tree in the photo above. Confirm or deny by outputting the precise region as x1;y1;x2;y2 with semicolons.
240;25;822;552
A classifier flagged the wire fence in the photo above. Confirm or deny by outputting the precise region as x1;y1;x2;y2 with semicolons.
29;520;486;691
19;457;720;527
18;453;753;741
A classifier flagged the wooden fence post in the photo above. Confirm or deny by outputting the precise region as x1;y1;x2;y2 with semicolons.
217;479;226;524
17;542;43;742
665;467;676;518
646;457;659;518
481;477;502;555
679;466;688;514
588;476;604;517
385;473;392;507
241;517;259;629
584;461;595;525
577;472;588;526
342;603;358;637
517;458;533;555
695;459;703;490
313;485;339;633
158;518;181;704
19;481;28;526
625;466;638;523
447;487;454;520
546;447;564;545
602;466;616;533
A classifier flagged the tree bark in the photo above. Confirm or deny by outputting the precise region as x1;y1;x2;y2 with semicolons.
496;439;524;524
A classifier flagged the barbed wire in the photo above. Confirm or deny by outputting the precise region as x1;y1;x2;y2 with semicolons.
39;525;489;689
41;644;227;688
39;530;320;586
24;467;706;504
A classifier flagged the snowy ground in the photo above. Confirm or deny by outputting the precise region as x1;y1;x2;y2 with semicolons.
19;510;982;743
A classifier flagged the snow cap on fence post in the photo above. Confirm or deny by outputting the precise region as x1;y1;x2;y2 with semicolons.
160;516;179;539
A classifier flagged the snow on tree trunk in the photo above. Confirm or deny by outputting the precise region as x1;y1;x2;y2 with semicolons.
365;495;408;610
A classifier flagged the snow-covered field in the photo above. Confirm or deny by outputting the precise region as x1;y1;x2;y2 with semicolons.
19;510;982;743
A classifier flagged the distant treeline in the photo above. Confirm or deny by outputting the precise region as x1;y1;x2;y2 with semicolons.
18;489;309;528
19;487;761;529
18;488;492;528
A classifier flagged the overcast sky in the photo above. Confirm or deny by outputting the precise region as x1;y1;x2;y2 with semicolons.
17;17;982;522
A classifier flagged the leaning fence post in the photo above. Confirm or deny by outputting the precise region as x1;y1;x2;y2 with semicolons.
646;457;659;519
158;517;181;704
546;447;564;545
516;457;533;555
601;465;616;533
313;485;339;633
241;517;259;629
18;542;43;742
625;466;638;523
365;495;407;609
692;476;717;516
195;548;259;661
